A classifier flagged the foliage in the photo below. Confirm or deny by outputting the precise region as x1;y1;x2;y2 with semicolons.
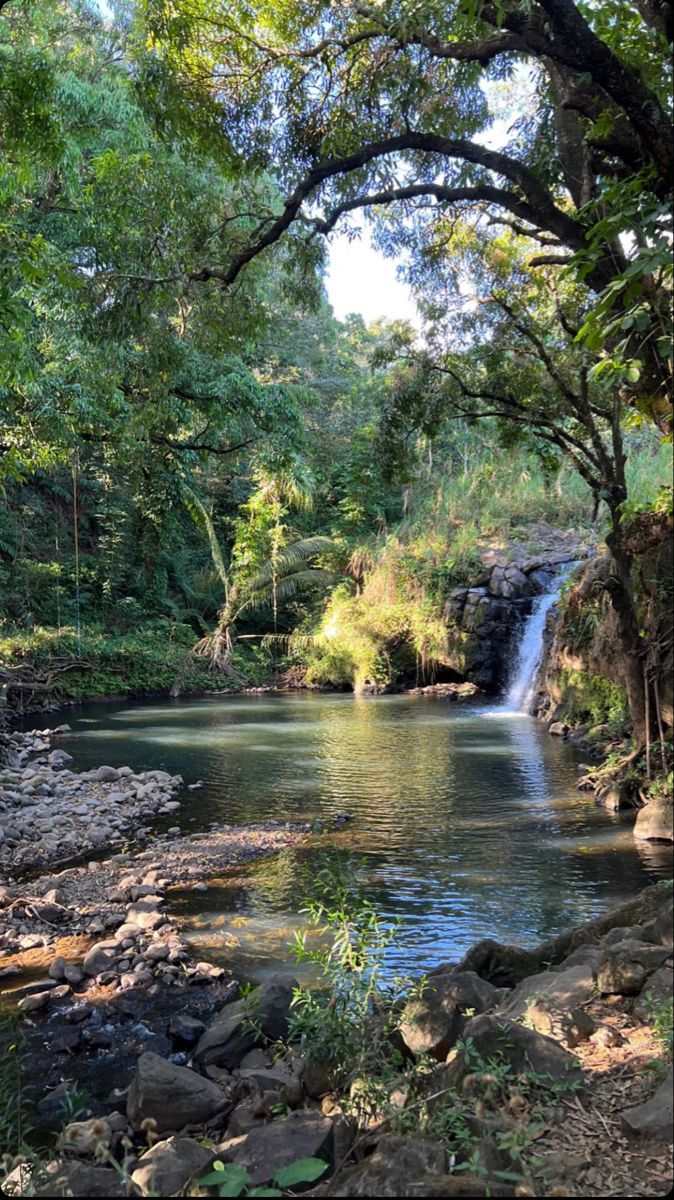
198;1156;328;1198
288;855;420;1116
557;668;629;729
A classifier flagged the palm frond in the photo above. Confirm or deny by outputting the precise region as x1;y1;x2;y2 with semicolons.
181;485;230;597
243;536;336;593
238;568;337;615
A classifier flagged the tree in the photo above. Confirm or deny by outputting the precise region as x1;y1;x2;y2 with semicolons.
135;0;672;428
373;225;668;746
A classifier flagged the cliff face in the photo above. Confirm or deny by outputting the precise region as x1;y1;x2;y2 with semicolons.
444;551;584;692
534;534;673;732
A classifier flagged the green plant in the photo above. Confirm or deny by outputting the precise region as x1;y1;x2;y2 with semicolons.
198;1155;328;1197
287;855;420;1115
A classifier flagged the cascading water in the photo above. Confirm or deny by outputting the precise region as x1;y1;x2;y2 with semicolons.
504;564;575;713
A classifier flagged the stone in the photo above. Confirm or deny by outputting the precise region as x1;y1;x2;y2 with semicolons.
82;940;119;976
400;970;502;1060
523;997;596;1048
18;991;51;1014
57;1117;112;1156
168;1014;205;1045
503;962;595;1021
127;1052;228;1133
194;973;297;1069
445;1014;583;1092
130;1136;213;1196
126;897;165;930
596;939;671;995
2;1161;137;1197
634;795;673;842
48;956;67;980
654;898;674;946
621;1068;673;1138
226;1109;333;1186
331;1135;447;1197
549;721;569;736
95;766;120;782
48;749;73;769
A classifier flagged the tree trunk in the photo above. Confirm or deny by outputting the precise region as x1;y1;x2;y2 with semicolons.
605;518;649;748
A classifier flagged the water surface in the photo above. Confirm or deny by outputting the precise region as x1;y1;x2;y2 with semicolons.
57;693;672;980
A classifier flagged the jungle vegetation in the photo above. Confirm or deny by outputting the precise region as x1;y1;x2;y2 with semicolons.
0;0;672;747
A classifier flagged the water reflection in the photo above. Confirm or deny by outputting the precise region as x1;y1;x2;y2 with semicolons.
54;693;672;980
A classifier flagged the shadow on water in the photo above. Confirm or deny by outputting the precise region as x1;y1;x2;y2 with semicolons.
53;692;672;982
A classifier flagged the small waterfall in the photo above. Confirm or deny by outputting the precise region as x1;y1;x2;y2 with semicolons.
504;566;573;713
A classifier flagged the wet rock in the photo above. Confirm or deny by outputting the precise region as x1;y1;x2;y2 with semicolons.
548;721;569;736
331;1135;446;1197
621;1068;673;1138
634;795;673;842
225;1109;333;1187
130;1136;213;1196
400;970;502;1060
127;1051;228;1133
596;939;671;995
194;973;297;1069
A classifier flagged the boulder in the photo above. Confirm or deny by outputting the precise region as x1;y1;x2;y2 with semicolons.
126;897;165;931
48;750;73;770
127;1052;228;1133
634;795;673;842
621;1069;673;1138
194;973;297;1069
95;766;120;783
57;1118;112;1156
225;1109;332;1186
520;997;596;1048
82;940;118;977
400;970;502;1060
331;1136;447;1197
131;1136;213;1196
168;1014;205;1045
654;899;674;946
445;1014;583;1092
502;962;595;1021
596;940;671;995
2;1161;137;1197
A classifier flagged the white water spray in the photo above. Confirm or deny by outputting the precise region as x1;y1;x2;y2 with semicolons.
504;564;575;714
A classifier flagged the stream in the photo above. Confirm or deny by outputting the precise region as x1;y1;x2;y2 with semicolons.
53;691;672;982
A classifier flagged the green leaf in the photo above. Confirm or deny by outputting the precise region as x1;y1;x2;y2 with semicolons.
272;1158;329;1188
199;1163;251;1195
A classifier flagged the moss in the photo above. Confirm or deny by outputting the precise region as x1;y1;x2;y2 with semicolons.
558;667;629;727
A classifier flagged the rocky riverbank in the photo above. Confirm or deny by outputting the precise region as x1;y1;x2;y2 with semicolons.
1;882;672;1197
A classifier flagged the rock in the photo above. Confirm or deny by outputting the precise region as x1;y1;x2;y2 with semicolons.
331;1135;446;1197
58;1117;112;1156
591;1025;626;1049
82;940;118;976
126;897;165;931
3;1161;137;1197
48;750;73;769
49;956;67;980
621;1068;673;1138
194;973;297;1069
548;721;569;736
95;766;120;782
596;939;671;995
503;962;595;1020
130;1136;213;1196
654;899;674;946
168;1014;205;1045
522;997;596;1048
445;1014;583;1092
634;795;673;842
127;1052;228;1133
635;965;673;1012
226;1110;333;1186
400;970;502;1060
18;991;51;1014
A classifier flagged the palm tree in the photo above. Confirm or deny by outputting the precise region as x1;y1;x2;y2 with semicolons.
182;486;336;675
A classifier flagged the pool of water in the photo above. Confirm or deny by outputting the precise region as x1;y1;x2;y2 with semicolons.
55;693;672;980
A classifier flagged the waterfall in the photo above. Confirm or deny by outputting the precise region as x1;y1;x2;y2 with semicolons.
504;565;574;714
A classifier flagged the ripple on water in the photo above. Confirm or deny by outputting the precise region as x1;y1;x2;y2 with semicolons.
53;693;673;980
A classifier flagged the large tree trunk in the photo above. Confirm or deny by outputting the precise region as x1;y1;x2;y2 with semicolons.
604;518;649;748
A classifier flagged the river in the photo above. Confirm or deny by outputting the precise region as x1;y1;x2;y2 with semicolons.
52;692;672;982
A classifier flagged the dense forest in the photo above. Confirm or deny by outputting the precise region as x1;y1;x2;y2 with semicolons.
0;2;672;1197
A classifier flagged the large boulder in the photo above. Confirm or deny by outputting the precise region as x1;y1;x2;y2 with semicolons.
634;796;673;842
224;1109;333;1186
503;963;595;1020
130;1136;213;1195
654;899;674;946
445;1014;583;1092
193;973;297;1069
621;1069;673;1138
596;940;671;996
330;1136;447;1198
127;1052;228;1133
400;970;502;1060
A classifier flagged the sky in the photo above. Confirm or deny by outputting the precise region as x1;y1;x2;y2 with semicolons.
325;227;418;326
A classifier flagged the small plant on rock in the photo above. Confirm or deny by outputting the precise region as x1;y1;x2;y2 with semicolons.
198;1155;328;1197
